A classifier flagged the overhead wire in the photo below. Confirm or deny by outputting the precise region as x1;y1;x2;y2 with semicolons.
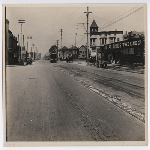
90;6;144;32
98;7;144;30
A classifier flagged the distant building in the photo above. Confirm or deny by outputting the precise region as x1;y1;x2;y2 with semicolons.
78;45;87;59
59;46;69;60
59;46;79;60
37;53;41;60
6;19;18;65
123;30;144;40
22;50;28;62
44;52;50;60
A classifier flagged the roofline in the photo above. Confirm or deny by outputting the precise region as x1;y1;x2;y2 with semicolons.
79;45;87;48
90;31;123;35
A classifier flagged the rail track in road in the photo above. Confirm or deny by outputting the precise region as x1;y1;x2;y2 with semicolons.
57;65;144;99
55;64;145;123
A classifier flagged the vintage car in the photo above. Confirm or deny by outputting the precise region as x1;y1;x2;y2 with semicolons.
98;60;107;68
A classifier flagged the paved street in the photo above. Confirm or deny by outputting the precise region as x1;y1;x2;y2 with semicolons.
6;60;145;141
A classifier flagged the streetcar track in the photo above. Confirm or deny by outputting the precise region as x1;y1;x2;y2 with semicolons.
55;65;145;123
57;65;144;99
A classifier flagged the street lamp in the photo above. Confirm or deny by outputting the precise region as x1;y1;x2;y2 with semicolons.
18;19;25;61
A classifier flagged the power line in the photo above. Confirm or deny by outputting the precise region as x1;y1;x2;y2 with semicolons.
93;7;136;25
76;35;86;44
99;7;144;30
65;13;85;34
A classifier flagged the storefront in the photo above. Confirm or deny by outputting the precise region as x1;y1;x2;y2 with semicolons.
103;38;144;65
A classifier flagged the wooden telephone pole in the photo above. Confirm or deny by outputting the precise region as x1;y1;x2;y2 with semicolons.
84;7;92;65
60;29;63;59
18;19;25;60
56;40;59;60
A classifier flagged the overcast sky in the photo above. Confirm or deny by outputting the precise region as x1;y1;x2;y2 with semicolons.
6;3;146;57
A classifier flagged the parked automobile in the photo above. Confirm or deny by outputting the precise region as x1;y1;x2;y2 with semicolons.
97;57;107;68
27;57;32;65
89;56;96;64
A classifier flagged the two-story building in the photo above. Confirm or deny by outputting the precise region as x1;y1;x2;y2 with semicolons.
90;20;123;63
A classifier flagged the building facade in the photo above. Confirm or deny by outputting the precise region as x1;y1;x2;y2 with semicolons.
59;46;79;60
6;19;19;65
90;20;123;63
36;53;41;60
90;20;144;65
78;45;87;59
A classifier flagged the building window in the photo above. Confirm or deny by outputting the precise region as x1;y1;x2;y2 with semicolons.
93;39;95;45
136;48;141;56
102;39;104;44
100;38;106;45
110;38;113;43
117;38;119;42
90;39;92;46
123;48;134;54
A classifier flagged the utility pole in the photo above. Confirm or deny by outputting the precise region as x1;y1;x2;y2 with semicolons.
56;40;59;60
60;29;63;59
32;44;35;60
84;7;92;65
75;33;77;47
75;33;77;60
27;35;32;58
72;45;73;61
18;34;20;59
18;19;25;60
5;6;6;64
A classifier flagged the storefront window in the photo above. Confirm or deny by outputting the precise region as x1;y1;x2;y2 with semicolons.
136;48;141;56
129;48;134;54
123;48;134;54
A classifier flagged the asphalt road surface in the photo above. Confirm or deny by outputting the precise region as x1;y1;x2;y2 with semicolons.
5;60;145;141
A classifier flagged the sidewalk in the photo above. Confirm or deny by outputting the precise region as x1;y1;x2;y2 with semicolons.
66;59;144;74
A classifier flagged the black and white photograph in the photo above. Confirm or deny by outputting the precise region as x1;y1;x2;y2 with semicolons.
2;3;148;146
